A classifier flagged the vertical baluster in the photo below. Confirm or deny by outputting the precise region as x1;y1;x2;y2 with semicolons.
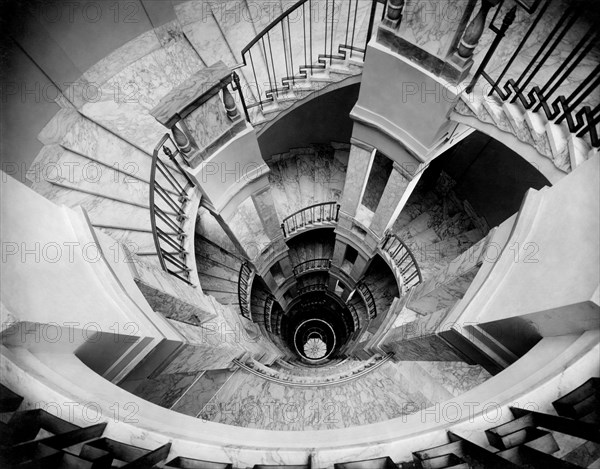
383;0;405;28
232;71;249;121
281;21;290;86
466;6;517;93
324;0;329;59
172;125;192;158
222;85;239;120
350;0;359;58
345;0;352;48
366;0;379;43
457;0;497;60
303;3;308;75
330;0;334;60
287;17;295;85
266;31;279;97
309;0;313;74
261;37;273;100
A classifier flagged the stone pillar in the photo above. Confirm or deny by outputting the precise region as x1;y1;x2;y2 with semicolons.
349;254;370;282
279;256;294;278
252;186;283;241
332;238;348;267
368;163;411;237
339;141;375;219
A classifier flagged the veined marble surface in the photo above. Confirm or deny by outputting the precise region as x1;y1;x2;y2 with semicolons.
228;197;271;259
171;369;234;416
198;362;433;430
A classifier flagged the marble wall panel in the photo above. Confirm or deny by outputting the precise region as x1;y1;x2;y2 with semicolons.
198;362;434;430
171;369;233;416
183;94;232;152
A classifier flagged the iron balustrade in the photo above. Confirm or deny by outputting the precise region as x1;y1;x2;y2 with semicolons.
264;294;276;333
347;302;360;331
150;134;196;285
381;232;423;290
466;0;599;148
238;262;254;320
298;283;328;295
281;202;340;238
292;258;332;276
355;281;377;319
238;0;384;121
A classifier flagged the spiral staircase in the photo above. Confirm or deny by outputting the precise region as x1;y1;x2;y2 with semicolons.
1;0;599;467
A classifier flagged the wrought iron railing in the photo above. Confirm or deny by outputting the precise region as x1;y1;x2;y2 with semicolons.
292;258;332;276
150;134;196;285
264;293;276;333
381;232;423;290
238;262;254;319
238;0;383;120
281;202;340;238
465;0;599;147
355;281;377;319
298;282;328;295
347;302;360;332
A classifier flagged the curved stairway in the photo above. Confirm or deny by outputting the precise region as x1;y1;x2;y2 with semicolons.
267;142;350;219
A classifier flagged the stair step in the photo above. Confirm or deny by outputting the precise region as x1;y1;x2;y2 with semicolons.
0;384;23;413
497;444;584;468
553;378;600;421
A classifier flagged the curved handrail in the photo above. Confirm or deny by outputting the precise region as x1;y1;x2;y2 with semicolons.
381;232;423;290
347;302;360;331
465;0;599;148
264;293;275;333
281;202;340;237
238;262;254;319
150;133;195;285
241;0;307;57
292;258;332;276
235;353;392;387
355;281;377;320
238;0;382;117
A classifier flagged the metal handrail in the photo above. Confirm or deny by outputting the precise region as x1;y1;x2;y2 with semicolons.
281;202;340;238
238;262;254;319
264;294;276;333
381;232;423;290
346;302;360;332
355;281;377;320
150;134;195;285
238;0;382;120
298;282;328;295
292;258;332;276
466;0;599;148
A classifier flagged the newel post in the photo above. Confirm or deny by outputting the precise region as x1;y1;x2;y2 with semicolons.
172;124;193;160
383;0;405;28
222;85;239;120
446;0;501;82
457;0;498;60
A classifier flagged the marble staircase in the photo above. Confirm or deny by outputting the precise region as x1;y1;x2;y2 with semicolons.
29;109;193;269
3;373;597;467
389;175;487;282
288;231;336;272
195;234;246;307
411;378;600;469
267;142;350;221
454;91;599;176
193;359;489;431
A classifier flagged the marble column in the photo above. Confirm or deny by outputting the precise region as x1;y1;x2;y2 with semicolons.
252;186;283;241
350;254;370;283
368;163;411;237
279;256;294;279
339;141;375;219
332;238;348;268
